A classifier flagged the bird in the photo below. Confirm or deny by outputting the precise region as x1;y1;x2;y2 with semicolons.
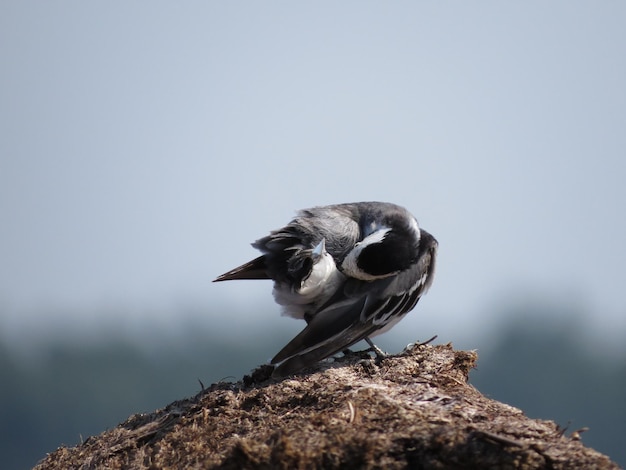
214;201;438;377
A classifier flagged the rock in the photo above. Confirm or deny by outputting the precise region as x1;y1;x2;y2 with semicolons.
34;343;619;469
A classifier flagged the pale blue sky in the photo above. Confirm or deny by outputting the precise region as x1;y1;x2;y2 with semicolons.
1;2;625;350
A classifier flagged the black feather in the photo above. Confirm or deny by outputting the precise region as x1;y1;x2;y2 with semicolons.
213;256;269;281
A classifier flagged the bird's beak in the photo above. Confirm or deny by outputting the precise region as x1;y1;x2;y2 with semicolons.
312;238;326;257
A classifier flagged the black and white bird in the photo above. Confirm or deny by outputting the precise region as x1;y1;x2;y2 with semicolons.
214;201;438;377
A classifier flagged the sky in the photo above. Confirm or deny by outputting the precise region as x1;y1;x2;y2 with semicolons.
1;2;625;352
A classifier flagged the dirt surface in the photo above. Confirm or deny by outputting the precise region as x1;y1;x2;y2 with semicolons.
34;343;619;469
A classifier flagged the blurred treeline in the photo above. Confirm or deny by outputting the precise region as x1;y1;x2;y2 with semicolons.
2;306;624;470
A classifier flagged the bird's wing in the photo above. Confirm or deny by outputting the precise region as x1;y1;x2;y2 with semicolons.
270;281;423;376
271;232;437;376
213;255;269;281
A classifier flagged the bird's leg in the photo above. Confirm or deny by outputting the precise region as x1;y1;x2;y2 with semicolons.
364;337;387;358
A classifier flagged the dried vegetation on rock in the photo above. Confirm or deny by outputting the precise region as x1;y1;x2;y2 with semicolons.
35;343;618;469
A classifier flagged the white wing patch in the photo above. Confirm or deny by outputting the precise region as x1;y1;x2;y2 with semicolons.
409;217;421;240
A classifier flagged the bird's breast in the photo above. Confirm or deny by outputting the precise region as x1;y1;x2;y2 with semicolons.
272;252;345;320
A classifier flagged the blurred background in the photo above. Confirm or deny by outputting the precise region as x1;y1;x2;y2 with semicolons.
1;2;625;468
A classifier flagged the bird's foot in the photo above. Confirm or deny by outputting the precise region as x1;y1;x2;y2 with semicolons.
364;337;387;359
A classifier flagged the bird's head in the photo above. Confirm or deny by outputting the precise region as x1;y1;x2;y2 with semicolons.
340;217;421;281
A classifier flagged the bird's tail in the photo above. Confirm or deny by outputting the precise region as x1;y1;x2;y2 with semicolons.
213;256;269;281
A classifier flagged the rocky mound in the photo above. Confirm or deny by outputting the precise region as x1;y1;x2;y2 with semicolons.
34;343;618;469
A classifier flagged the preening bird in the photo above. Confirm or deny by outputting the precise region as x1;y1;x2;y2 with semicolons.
214;201;438;377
